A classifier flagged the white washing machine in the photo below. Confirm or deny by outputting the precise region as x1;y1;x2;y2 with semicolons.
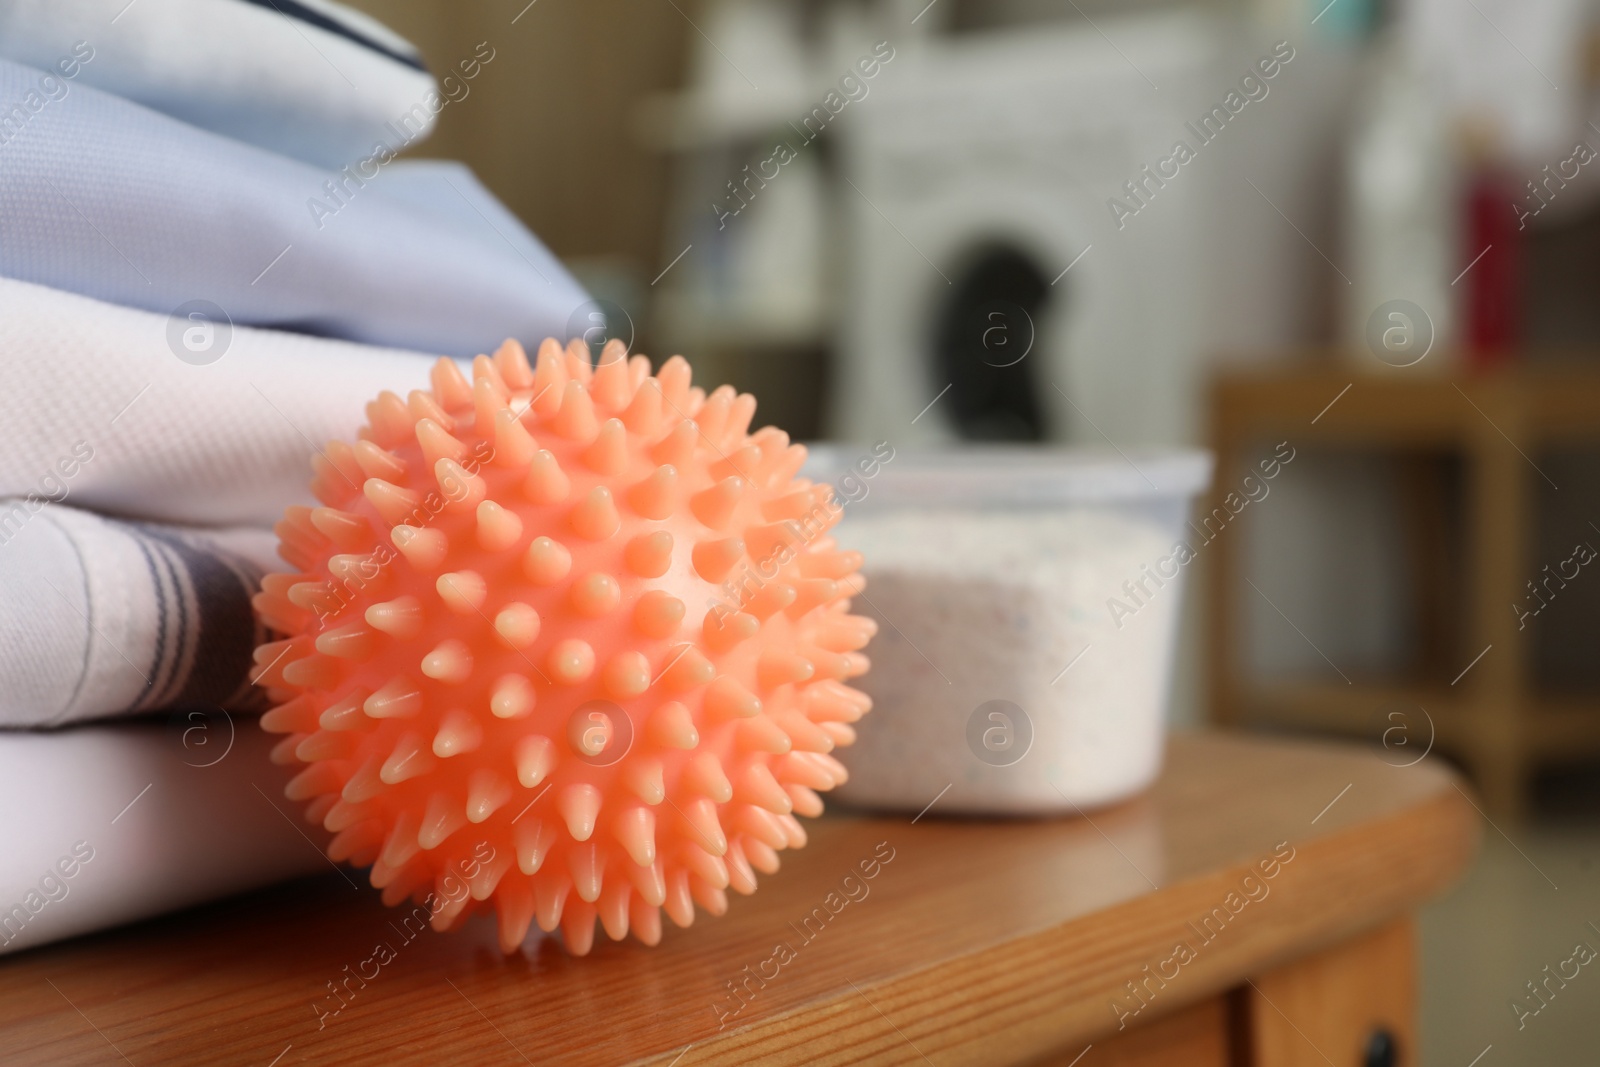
832;13;1233;448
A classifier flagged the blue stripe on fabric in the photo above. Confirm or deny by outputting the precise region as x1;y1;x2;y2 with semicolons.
239;0;429;72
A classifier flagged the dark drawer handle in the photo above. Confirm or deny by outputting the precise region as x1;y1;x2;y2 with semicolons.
1364;1028;1398;1067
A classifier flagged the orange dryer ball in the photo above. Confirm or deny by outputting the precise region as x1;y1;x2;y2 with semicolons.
252;339;874;956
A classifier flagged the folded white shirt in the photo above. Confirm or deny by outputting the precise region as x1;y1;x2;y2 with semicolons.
0;276;439;528
0;721;325;955
0;0;438;168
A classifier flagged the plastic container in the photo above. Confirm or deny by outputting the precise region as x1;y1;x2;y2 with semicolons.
805;446;1212;815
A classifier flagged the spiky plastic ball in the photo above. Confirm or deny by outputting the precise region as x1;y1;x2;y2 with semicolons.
252;338;873;955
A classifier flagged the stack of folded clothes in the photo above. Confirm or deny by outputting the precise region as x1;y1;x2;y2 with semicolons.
0;0;590;953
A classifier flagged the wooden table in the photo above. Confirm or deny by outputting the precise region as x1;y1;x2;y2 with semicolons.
0;734;1477;1066
1208;364;1600;819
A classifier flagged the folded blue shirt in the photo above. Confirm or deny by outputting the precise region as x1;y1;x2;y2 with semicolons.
0;58;589;357
0;0;442;169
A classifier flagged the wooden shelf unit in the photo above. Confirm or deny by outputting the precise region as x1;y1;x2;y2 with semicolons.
1207;364;1600;818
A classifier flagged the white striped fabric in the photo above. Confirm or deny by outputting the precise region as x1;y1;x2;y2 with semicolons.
0;503;283;727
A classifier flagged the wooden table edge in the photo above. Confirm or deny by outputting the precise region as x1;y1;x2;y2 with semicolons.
641;775;1480;1066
